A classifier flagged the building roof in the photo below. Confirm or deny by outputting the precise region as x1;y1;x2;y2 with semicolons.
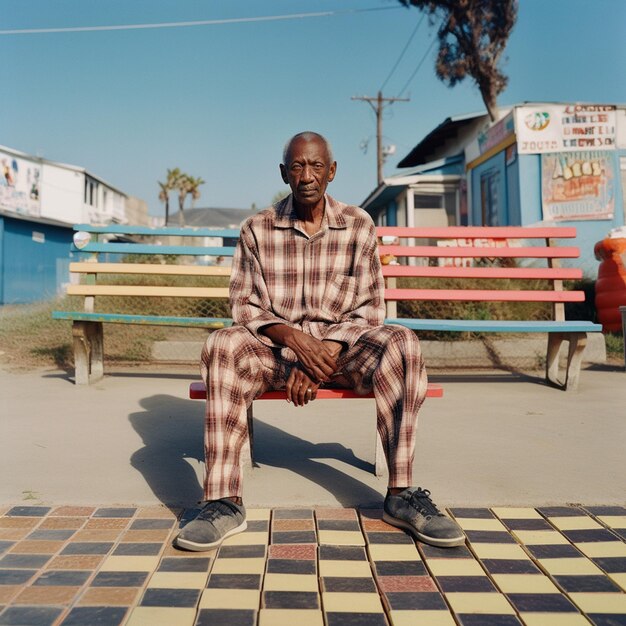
396;111;488;168
169;207;258;229
361;155;463;213
397;101;626;168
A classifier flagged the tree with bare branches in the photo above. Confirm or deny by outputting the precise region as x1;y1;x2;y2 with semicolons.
398;0;517;121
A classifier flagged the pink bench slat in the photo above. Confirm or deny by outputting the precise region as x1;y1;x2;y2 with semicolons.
378;245;580;259
381;266;582;280
189;381;444;400
376;226;578;239
384;288;584;303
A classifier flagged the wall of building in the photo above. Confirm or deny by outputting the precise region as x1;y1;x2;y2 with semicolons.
0;215;72;304
1;145;131;226
40;163;84;224
124;196;149;226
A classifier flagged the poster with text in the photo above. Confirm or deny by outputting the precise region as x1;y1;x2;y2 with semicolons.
541;151;614;221
0;150;42;216
516;104;616;154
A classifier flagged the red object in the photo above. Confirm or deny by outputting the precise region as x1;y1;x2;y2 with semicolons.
189;381;443;400
594;237;626;332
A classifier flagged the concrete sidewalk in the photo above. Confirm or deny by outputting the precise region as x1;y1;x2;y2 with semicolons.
1;364;624;509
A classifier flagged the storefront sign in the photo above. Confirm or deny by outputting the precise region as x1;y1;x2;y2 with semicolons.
516;104;616;154
541;151;615;220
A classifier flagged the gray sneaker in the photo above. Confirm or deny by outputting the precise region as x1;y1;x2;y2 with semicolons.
174;499;247;551
383;487;465;548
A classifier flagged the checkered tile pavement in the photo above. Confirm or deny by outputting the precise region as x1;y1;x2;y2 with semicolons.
0;504;625;625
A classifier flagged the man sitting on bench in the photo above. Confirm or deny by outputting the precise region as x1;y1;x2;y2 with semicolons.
175;132;465;551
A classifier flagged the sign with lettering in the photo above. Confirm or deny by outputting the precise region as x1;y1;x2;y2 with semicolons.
516;104;616;154
541;151;615;221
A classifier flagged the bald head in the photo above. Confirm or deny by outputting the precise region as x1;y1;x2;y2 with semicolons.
279;132;337;212
282;132;334;165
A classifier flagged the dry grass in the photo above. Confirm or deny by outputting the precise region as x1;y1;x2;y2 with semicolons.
0;298;198;371
395;276;555;340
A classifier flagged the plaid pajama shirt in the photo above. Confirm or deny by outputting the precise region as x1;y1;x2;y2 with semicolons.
202;194;428;499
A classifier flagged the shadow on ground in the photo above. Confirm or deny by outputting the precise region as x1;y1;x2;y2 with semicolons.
128;394;381;509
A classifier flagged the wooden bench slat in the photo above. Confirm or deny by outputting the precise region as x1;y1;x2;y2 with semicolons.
188;381;443;400
377;226;578;239
52;311;232;328
67;285;230;298
69;262;232;276
386;318;602;333
73;242;237;256
379;245;580;259
381;266;582;280
385;288;584;303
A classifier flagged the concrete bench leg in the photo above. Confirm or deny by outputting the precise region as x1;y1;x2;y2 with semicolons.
242;405;255;472
546;332;587;392
563;332;587;392
375;434;385;477
72;321;104;385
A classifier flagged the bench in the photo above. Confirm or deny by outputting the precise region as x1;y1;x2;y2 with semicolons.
53;223;600;391
52;223;237;384
189;383;443;476
377;226;601;391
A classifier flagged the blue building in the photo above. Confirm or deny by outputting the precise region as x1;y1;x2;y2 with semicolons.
363;103;626;276
0;211;73;304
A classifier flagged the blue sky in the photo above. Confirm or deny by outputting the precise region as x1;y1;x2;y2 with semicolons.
2;0;625;217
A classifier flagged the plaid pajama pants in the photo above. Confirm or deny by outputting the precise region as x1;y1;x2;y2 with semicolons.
201;325;428;500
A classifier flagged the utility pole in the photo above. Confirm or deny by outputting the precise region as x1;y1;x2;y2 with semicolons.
352;91;409;184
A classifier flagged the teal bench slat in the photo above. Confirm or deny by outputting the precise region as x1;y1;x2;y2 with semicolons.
73;224;241;238
72;243;237;256
52;311;233;329
386;318;602;333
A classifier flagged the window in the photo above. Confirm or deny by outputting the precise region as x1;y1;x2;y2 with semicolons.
84;177;99;207
480;169;500;226
413;190;458;226
413;194;442;209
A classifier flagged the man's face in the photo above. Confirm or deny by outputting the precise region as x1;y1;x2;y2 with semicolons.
280;136;336;210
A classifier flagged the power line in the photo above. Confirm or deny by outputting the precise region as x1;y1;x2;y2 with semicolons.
352;92;410;185
396;35;438;97
0;6;400;36
379;14;425;92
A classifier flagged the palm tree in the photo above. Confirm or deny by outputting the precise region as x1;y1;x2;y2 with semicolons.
187;175;205;209
175;173;205;227
158;181;170;224
157;168;182;225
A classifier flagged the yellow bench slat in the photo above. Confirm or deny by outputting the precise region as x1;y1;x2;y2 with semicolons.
69;262;231;276
67;285;230;298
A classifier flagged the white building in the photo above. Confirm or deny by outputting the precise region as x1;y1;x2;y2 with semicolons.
0;144;145;225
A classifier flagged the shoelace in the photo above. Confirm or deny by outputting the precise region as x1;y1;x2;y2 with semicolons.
407;488;442;520
195;499;239;524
